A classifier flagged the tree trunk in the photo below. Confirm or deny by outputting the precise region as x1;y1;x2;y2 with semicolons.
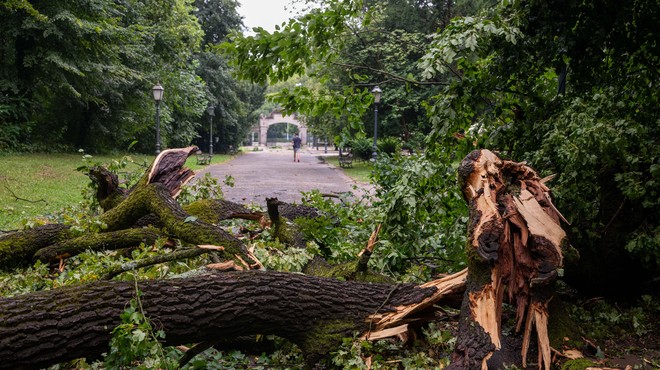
0;270;443;369
449;150;567;370
0;223;71;268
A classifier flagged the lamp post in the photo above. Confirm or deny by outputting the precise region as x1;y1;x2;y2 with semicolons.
152;83;164;155
207;105;215;155
371;86;382;162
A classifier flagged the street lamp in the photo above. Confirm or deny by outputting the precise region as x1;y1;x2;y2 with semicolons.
152;83;164;155
207;105;215;155
371;86;382;162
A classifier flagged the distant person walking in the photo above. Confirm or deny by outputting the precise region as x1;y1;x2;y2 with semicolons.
292;133;302;162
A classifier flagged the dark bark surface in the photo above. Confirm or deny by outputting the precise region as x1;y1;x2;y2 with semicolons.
0;270;435;369
0;223;71;268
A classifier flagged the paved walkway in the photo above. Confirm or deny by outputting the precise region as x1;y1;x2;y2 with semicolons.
194;147;368;205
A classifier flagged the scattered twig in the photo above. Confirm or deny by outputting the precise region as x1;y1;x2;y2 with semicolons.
178;341;218;368
3;182;46;203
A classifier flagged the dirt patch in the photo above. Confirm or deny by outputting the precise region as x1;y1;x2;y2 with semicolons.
38;165;62;179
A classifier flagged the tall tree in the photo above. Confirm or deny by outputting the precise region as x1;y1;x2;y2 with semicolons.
194;0;265;153
0;0;206;153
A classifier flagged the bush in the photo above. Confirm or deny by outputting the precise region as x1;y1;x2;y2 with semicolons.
378;137;401;156
349;135;373;161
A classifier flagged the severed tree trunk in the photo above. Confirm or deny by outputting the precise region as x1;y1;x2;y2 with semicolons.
449;150;567;370
0;270;454;369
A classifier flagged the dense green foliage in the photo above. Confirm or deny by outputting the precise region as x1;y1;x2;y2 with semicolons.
419;0;659;295
224;0;659;297
0;0;263;154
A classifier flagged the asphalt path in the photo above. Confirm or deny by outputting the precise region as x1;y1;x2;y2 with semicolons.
194;147;368;206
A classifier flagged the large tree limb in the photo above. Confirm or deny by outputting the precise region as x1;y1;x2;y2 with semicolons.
0;224;72;268
33;227;161;263
0;270;448;369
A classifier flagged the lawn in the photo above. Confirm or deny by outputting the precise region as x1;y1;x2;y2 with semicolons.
324;156;373;183
0;151;236;230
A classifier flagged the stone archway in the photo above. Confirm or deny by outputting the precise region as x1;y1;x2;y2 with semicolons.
258;110;306;146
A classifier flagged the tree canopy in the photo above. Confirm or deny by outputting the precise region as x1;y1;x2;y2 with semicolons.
222;0;659;296
0;0;263;154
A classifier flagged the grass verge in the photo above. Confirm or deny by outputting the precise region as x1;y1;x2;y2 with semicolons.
324;156;373;183
0;151;237;230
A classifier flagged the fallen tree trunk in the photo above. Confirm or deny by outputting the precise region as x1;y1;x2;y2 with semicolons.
0;148;569;369
0;270;460;369
0;147;258;269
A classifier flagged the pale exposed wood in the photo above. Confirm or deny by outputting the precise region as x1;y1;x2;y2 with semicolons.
453;150;567;370
513;189;566;251
366;268;467;333
198;245;225;251
469;284;501;350
359;223;382;257
357;224;382;272
362;324;409;340
206;261;244;271
147;146;198;196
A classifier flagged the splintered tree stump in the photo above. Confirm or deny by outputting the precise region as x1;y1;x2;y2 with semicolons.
449;150;567;370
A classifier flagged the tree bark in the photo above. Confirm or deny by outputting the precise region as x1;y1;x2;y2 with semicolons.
0;270;442;369
33;227;161;263
0;224;72;268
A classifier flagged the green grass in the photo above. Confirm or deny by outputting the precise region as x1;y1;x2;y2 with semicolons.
184;152;236;171
324;156;373;183
0;151;238;230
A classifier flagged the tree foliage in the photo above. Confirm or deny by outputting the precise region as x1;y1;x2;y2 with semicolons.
223;0;659;295
0;0;263;154
419;0;659;295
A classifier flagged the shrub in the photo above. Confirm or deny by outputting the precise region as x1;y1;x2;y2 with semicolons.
349;135;373;161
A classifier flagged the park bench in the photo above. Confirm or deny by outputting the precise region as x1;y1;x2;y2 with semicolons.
338;152;353;168
196;151;212;165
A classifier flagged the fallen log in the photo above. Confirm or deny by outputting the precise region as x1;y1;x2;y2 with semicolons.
0;270;464;369
0;147;256;269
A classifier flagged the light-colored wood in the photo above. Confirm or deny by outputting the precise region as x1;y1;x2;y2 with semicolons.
364;268;467;335
362;324;408;340
513;189;566;252
197;244;225;251
469;284;501;349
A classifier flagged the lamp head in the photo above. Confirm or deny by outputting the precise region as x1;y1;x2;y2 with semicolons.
371;86;382;103
152;83;164;101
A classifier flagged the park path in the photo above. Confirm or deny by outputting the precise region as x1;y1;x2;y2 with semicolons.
194;147;368;206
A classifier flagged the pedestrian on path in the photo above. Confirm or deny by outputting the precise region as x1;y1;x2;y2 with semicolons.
292;133;302;162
